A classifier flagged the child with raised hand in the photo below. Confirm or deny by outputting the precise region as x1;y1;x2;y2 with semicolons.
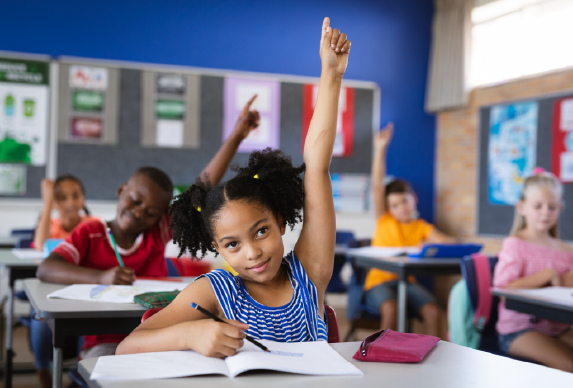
36;95;260;360
364;122;455;336
116;17;350;358
33;175;96;251
494;170;573;372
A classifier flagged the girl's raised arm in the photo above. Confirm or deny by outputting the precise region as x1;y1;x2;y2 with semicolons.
294;17;351;293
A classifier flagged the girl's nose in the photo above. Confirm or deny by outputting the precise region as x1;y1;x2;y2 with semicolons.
246;243;262;261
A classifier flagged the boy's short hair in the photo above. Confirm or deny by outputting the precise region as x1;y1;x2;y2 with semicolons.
385;179;414;199
134;167;173;195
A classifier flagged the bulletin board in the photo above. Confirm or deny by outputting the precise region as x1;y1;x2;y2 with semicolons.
2;56;380;201
477;91;573;240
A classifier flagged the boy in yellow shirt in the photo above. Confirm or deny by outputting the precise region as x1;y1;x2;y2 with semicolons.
366;122;455;336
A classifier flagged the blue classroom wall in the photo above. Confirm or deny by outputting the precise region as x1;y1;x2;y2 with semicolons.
0;0;436;221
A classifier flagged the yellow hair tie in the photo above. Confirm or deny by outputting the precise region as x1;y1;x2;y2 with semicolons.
194;205;201;212
253;174;259;179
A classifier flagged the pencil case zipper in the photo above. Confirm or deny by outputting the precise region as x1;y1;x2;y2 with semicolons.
360;329;389;357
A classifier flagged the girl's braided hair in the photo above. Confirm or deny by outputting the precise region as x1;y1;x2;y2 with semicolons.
169;148;305;258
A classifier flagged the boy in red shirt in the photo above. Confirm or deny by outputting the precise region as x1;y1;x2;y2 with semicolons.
37;96;260;361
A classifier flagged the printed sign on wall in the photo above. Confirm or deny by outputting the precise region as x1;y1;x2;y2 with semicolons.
302;84;354;157
0;57;49;165
552;98;573;183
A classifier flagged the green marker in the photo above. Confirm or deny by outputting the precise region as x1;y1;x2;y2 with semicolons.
107;228;124;267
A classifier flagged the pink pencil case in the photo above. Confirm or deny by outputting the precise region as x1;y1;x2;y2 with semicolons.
353;329;440;363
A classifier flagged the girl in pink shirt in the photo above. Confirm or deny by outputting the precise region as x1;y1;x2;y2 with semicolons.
493;170;573;372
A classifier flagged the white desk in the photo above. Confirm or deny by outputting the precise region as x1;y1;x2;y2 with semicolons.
0;249;42;388
348;247;461;332
492;288;573;325
24;278;194;388
78;341;573;388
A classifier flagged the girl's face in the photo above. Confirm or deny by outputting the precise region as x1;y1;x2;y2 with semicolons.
518;186;562;233
387;192;417;223
54;180;85;219
212;201;286;284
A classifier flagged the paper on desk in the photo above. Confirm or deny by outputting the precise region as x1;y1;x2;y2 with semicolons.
47;280;189;304
517;287;573;306
90;340;363;380
11;248;45;260
346;246;420;258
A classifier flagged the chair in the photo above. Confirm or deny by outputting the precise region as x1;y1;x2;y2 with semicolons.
11;228;34;249
326;231;356;293
142;305;341;343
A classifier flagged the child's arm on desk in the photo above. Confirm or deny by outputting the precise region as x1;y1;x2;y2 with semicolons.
37;252;134;285
197;96;259;185
426;228;457;244
372;123;393;219
116;277;248;358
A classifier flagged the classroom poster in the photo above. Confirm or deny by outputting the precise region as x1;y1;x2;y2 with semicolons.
0;57;49;165
488;102;538;205
68;65;108;142
301;84;354;157
331;173;371;213
551;97;573;183
0;164;26;195
223;77;280;153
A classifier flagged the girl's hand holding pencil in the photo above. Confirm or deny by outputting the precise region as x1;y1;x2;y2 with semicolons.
98;266;135;285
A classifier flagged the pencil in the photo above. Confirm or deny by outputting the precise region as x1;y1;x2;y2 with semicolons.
107;228;124;267
191;302;270;353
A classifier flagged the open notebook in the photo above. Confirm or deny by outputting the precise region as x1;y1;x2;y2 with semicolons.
90;340;363;380
46;280;190;304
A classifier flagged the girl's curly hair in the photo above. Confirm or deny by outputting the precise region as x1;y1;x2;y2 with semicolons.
169;148;305;258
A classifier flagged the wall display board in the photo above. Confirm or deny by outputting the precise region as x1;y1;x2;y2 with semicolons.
58;60;120;144
141;71;200;148
478;92;573;239
302;84;354;157
331;173;371;213
0;164;26;195
223;77;280;153
0;55;50;165
551;97;573;183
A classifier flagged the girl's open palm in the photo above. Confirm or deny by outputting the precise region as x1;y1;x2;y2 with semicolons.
374;122;394;151
320;17;351;76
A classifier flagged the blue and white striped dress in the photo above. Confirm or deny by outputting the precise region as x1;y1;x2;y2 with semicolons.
197;251;328;342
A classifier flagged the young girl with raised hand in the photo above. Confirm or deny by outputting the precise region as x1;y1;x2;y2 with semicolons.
117;17;350;357
494;169;573;372
33;175;96;251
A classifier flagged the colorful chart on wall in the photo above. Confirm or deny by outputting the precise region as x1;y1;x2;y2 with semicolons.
302;84;354;157
551;97;573;183
488;101;538;205
0;57;49;165
223;77;280;153
69;65;108;141
0;164;26;195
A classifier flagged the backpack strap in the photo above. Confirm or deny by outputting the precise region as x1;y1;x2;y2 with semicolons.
472;253;493;331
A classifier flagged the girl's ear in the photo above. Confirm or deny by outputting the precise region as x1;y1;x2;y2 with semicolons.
116;183;127;197
276;214;286;235
516;200;525;216
212;242;220;255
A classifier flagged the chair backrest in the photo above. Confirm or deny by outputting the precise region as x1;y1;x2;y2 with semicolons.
460;254;498;331
15;238;33;249
335;231;356;246
324;305;340;343
141;307;164;323
11;228;34;238
142;306;341;344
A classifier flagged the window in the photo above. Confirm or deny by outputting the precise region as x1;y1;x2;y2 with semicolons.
470;0;573;87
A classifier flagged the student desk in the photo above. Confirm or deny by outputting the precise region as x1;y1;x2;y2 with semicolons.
77;340;573;388
348;250;461;332
492;288;573;325
24;278;194;388
0;249;42;388
0;236;19;248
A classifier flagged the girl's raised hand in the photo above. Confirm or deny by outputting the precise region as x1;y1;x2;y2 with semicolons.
40;178;55;206
374;122;394;151
320;17;351;77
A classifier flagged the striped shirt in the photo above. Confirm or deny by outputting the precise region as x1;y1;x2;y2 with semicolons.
198;251;328;342
494;236;573;336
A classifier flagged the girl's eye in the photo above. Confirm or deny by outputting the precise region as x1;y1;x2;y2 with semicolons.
226;242;238;249
256;227;268;238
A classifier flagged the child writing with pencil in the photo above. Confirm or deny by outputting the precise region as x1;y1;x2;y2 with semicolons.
494;169;573;372
364;122;455;336
37;95;261;360
116;17;350;358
